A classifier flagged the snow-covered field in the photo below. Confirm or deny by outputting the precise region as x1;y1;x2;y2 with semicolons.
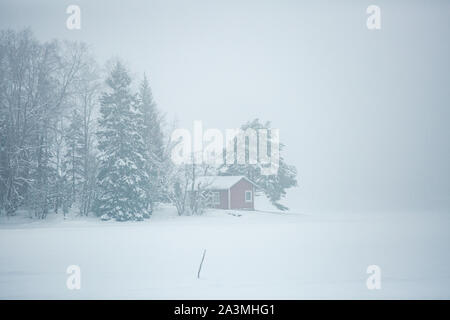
1;199;449;299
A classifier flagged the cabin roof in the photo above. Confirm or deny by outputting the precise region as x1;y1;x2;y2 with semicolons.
195;175;257;190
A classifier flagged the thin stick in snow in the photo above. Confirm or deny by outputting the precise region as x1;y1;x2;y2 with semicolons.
197;249;206;279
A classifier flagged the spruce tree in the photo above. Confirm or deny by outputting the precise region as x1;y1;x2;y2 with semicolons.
138;75;165;213
95;62;150;221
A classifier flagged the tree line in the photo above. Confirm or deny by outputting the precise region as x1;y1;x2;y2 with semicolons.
0;29;297;221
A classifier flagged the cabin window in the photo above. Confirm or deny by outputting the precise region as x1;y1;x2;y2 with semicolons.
212;192;221;205
245;190;252;202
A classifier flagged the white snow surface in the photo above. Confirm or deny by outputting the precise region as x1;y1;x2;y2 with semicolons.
0;197;449;299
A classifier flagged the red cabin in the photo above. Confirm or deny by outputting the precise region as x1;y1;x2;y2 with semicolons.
196;176;257;210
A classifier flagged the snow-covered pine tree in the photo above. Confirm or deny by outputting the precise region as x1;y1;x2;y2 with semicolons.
137;75;165;213
94;62;150;221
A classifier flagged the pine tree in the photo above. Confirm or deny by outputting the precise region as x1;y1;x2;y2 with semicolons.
94;62;150;221
220;119;297;211
137;75;165;213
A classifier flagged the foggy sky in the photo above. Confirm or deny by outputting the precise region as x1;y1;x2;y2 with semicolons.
1;0;449;213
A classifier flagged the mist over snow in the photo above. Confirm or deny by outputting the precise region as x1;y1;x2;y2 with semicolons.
0;0;449;299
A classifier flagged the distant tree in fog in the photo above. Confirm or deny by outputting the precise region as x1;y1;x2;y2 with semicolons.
138;75;165;214
220;119;298;211
0;29;96;218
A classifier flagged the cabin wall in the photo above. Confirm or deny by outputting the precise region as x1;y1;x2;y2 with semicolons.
210;189;229;209
230;179;254;210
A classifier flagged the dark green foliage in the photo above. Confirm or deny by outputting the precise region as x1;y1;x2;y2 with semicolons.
94;62;150;221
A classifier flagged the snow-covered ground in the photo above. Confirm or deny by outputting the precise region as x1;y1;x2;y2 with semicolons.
0;198;449;299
